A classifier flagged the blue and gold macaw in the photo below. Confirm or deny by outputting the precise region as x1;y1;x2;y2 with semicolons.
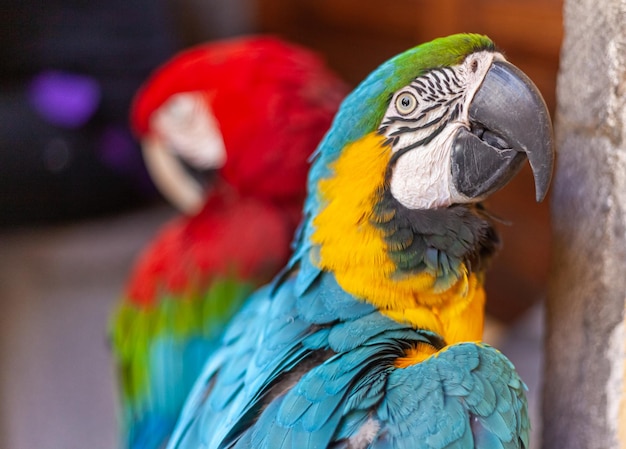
166;34;554;449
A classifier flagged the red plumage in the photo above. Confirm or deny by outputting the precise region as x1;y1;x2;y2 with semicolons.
125;35;348;306
132;36;346;202
112;36;347;449
125;183;296;305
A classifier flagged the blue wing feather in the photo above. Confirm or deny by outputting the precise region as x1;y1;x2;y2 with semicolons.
167;271;529;449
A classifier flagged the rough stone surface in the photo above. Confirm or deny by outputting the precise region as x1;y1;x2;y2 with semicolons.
545;1;626;448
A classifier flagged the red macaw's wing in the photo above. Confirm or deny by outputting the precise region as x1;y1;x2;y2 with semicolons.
125;186;294;306
111;186;295;449
113;36;347;449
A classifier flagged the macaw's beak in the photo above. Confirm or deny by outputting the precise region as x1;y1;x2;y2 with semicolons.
142;135;208;215
451;60;555;202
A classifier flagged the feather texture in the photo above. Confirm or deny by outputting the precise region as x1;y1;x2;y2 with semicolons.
164;34;537;449
110;36;347;449
167;272;529;449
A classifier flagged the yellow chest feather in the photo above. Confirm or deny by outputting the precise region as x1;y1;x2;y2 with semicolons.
311;132;485;344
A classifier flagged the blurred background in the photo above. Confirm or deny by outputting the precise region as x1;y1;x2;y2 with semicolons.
0;1;562;448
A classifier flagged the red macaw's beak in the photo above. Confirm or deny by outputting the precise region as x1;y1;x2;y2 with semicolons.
141;134;208;215
140;91;227;215
130;43;230;215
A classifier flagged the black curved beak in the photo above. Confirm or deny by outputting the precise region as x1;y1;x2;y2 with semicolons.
451;60;555;202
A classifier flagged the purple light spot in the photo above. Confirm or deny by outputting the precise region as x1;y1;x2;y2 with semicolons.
28;70;101;129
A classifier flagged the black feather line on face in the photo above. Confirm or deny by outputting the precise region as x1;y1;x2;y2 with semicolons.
386;105;459;169
371;188;500;279
387;108;452;138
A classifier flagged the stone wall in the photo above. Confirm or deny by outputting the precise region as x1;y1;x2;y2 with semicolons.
545;1;626;447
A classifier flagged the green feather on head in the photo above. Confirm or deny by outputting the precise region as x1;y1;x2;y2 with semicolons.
337;34;496;148
307;34;496;191
361;33;496;136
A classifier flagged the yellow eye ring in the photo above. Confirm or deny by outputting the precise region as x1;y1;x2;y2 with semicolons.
395;92;418;115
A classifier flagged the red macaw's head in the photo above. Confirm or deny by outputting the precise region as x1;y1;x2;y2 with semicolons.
131;36;348;214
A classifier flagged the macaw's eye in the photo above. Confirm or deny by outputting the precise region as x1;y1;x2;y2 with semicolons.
395;92;418;115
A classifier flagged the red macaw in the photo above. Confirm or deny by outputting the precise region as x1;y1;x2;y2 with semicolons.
110;36;347;449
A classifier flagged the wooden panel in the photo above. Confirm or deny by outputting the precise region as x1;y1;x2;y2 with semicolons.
256;0;562;110
464;1;563;57
297;0;420;37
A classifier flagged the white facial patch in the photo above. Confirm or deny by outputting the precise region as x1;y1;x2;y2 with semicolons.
151;92;227;170
390;131;459;209
381;51;502;209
